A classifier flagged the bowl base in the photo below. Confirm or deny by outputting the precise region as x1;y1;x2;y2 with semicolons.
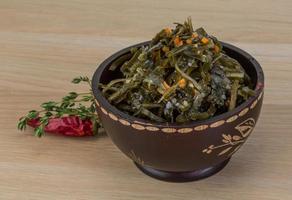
134;158;230;182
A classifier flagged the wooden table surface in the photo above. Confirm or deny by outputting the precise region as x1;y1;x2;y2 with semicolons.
1;0;292;199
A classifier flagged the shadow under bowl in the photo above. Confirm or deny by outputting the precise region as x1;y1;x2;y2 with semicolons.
92;41;264;182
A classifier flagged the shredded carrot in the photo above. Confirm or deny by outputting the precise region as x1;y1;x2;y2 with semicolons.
162;81;170;90
186;39;193;44
192;32;198;38
164;28;172;36
174;37;183;47
214;45;220;53
178;78;186;88
201;37;209;44
162;46;170;53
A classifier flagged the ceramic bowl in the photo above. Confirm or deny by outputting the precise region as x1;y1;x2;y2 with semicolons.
92;41;264;182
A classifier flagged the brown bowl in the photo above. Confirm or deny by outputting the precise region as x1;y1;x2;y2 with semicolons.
92;41;264;182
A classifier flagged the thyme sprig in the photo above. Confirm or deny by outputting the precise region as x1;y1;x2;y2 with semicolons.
17;76;101;137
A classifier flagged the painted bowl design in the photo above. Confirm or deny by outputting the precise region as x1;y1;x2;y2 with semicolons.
92;41;264;182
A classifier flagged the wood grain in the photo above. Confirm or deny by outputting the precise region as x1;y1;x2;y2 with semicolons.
0;0;292;199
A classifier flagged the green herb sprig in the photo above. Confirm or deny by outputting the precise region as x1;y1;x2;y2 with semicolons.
17;76;101;137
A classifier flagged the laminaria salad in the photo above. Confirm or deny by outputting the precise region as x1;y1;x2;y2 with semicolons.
100;18;255;123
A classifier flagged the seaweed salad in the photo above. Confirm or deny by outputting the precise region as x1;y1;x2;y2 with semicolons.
100;18;255;123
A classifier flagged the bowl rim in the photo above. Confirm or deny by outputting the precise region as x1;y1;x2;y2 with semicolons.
92;41;264;128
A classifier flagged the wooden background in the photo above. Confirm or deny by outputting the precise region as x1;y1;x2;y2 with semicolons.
1;0;292;199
